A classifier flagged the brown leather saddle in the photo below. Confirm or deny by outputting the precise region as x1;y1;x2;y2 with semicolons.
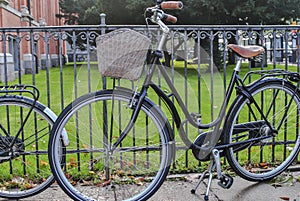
228;44;264;58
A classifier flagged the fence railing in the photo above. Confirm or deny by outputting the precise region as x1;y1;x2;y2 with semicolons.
1;23;300;170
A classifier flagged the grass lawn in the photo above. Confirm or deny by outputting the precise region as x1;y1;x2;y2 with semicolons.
1;60;299;185
5;60;298;117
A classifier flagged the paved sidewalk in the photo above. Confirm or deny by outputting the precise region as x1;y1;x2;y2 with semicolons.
1;172;299;201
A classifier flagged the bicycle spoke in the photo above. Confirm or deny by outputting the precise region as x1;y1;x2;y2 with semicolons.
225;80;300;181
0;97;57;199
276;94;297;131
265;88;280;118
49;90;173;201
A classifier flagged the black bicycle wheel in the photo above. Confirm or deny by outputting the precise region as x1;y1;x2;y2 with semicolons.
49;89;174;201
0;96;60;198
224;79;300;181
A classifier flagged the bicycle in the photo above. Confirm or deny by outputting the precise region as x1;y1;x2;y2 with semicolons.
48;1;300;200
0;85;67;199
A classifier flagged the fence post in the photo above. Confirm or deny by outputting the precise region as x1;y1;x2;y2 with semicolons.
99;13;108;151
100;13;106;89
100;13;106;29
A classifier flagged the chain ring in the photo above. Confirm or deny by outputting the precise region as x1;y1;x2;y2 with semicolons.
0;136;25;163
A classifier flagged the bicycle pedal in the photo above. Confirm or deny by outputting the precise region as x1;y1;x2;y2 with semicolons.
217;174;233;189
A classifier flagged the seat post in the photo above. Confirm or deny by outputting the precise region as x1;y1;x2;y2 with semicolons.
234;57;243;72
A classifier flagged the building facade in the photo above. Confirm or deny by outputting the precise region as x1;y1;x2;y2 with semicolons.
0;0;65;80
0;0;62;27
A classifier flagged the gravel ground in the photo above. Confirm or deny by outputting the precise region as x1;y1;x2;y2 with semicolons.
1;172;300;201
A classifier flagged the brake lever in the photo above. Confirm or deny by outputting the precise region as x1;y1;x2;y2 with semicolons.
145;7;164;23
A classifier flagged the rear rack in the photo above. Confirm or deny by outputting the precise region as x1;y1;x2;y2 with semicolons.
0;85;40;101
243;69;300;83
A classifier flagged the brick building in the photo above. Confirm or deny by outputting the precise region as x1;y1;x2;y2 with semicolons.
0;0;65;80
0;0;61;27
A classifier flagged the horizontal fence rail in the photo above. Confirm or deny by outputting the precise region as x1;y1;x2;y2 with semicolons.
1;23;300;172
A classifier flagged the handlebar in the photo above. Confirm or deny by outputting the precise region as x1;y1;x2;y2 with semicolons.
160;1;183;10
145;1;183;24
145;1;183;51
162;13;177;24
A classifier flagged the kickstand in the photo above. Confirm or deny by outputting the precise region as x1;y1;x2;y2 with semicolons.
191;159;215;201
191;149;233;201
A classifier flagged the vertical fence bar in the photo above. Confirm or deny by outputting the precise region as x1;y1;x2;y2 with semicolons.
2;31;12;174
222;30;227;95
71;29;80;170
99;13;109;174
297;32;300;164
183;29;189;168
274;30;277;66
86;30;94;170
169;29;176;169
3;31;8;85
100;13;107;90
16;31;22;83
72;30;78;99
197;31;201;118
30;30;36;85
29;30;41;173
209;30;214;121
58;31;64;110
86;31;91;93
196;30;202;167
285;30;289;71
44;31;51;108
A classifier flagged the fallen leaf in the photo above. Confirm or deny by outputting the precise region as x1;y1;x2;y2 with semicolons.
81;180;92;186
69;157;77;167
279;196;290;200
25;160;33;165
40;160;49;166
115;170;124;176
128;176;135;179
135;177;145;186
98;180;110;187
135;177;145;182
65;172;71;178
259;162;268;167
25;183;33;189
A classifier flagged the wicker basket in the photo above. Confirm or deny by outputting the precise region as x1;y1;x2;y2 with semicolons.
96;29;151;81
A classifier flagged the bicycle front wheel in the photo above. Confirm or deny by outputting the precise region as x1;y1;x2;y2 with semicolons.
224;79;300;181
49;89;174;201
0;96;58;199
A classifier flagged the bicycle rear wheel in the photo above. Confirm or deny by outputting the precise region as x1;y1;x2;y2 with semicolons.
224;79;300;181
49;89;174;201
0;96;58;198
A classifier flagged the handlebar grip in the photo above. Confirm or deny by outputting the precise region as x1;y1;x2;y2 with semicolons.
161;1;183;10
162;13;177;23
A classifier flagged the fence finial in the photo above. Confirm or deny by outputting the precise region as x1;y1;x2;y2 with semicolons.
100;13;106;26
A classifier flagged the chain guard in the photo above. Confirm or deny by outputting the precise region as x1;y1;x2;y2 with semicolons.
192;130;224;161
192;131;212;161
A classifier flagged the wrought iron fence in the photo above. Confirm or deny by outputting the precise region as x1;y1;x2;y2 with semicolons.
1;21;300;171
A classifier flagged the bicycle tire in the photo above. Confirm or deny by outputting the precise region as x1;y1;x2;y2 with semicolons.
0;95;59;198
224;78;300;181
49;89;174;201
